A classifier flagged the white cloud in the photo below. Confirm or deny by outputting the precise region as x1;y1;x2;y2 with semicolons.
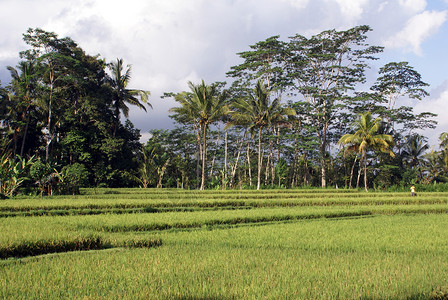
414;82;448;146
1;0;448;142
378;1;389;12
398;0;427;13
333;0;369;24
383;10;447;55
0;51;17;61
280;0;310;10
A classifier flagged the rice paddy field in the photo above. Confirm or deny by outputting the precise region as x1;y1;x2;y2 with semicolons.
1;188;448;299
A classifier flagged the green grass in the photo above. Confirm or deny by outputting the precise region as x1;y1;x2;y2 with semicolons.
2;189;448;217
1;189;448;299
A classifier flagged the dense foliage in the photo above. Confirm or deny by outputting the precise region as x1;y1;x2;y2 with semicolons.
0;26;445;195
0;28;149;194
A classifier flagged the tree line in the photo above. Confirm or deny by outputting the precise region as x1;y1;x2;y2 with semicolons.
0;26;447;196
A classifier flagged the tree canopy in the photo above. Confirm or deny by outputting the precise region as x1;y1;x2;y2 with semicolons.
0;26;442;195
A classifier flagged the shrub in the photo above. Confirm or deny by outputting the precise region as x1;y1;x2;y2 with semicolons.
60;163;89;194
29;159;57;196
0;154;34;197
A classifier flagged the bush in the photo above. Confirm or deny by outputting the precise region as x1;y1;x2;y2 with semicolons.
0;154;34;197
29;159;55;196
386;183;448;193
60;163;89;195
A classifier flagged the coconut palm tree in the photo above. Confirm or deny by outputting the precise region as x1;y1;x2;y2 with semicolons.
7;61;37;156
439;132;448;169
169;80;228;190
422;150;445;183
338;112;394;192
402;134;428;181
228;80;294;190
108;58;151;136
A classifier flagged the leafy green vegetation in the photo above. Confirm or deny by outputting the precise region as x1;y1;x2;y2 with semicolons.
1;189;448;298
0;26;444;193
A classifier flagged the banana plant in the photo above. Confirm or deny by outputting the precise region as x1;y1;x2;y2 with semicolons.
0;154;34;197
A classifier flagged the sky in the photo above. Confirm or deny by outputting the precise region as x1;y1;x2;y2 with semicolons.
1;0;448;146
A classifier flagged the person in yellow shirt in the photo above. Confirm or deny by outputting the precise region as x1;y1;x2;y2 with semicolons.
410;185;416;196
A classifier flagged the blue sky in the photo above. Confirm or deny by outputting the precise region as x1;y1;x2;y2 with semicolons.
1;0;447;146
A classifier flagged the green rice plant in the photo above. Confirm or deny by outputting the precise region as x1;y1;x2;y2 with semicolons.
430;287;448;300
2;190;448;218
2;189;448;298
2;215;448;299
63;204;448;232
0;235;105;259
2;203;447;245
122;238;162;249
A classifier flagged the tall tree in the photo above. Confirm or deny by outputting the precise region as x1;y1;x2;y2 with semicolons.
439;132;448;172
15;28;145;188
0;83;12;155
6;61;38;156
286;25;383;188
169;80;228;190
107;58;151;136
422;150;445;183
371;61;434;136
402;134;429;181
372;62;429;111
338;112;394;192
228;80;294;190
20;28;61;161
20;28;95;162
227;35;288;93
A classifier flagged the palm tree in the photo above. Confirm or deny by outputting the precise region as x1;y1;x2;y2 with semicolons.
439;132;448;168
402;134;428;181
422;150;445;183
338;112;394;192
108;58;151;136
228;80;294;190
7;61;37;156
169;80;228;190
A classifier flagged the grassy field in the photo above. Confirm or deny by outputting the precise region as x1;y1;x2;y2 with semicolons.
1;188;448;299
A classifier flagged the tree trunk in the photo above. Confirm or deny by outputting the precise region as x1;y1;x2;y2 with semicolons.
321;158;326;188
19;115;30;157
209;130;220;178
265;141;272;185
257;126;262;190
45;70;54;162
223;131;227;190
356;156;363;188
113;104;119;137
363;152;368;192
320;111;328;188
304;155;309;186
230;131;246;188
275;126;280;186
289;141;298;188
157;160;169;189
12;127;18;156
196;126;202;189
200;124;207;190
349;155;358;189
247;141;252;187
319;125;327;188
